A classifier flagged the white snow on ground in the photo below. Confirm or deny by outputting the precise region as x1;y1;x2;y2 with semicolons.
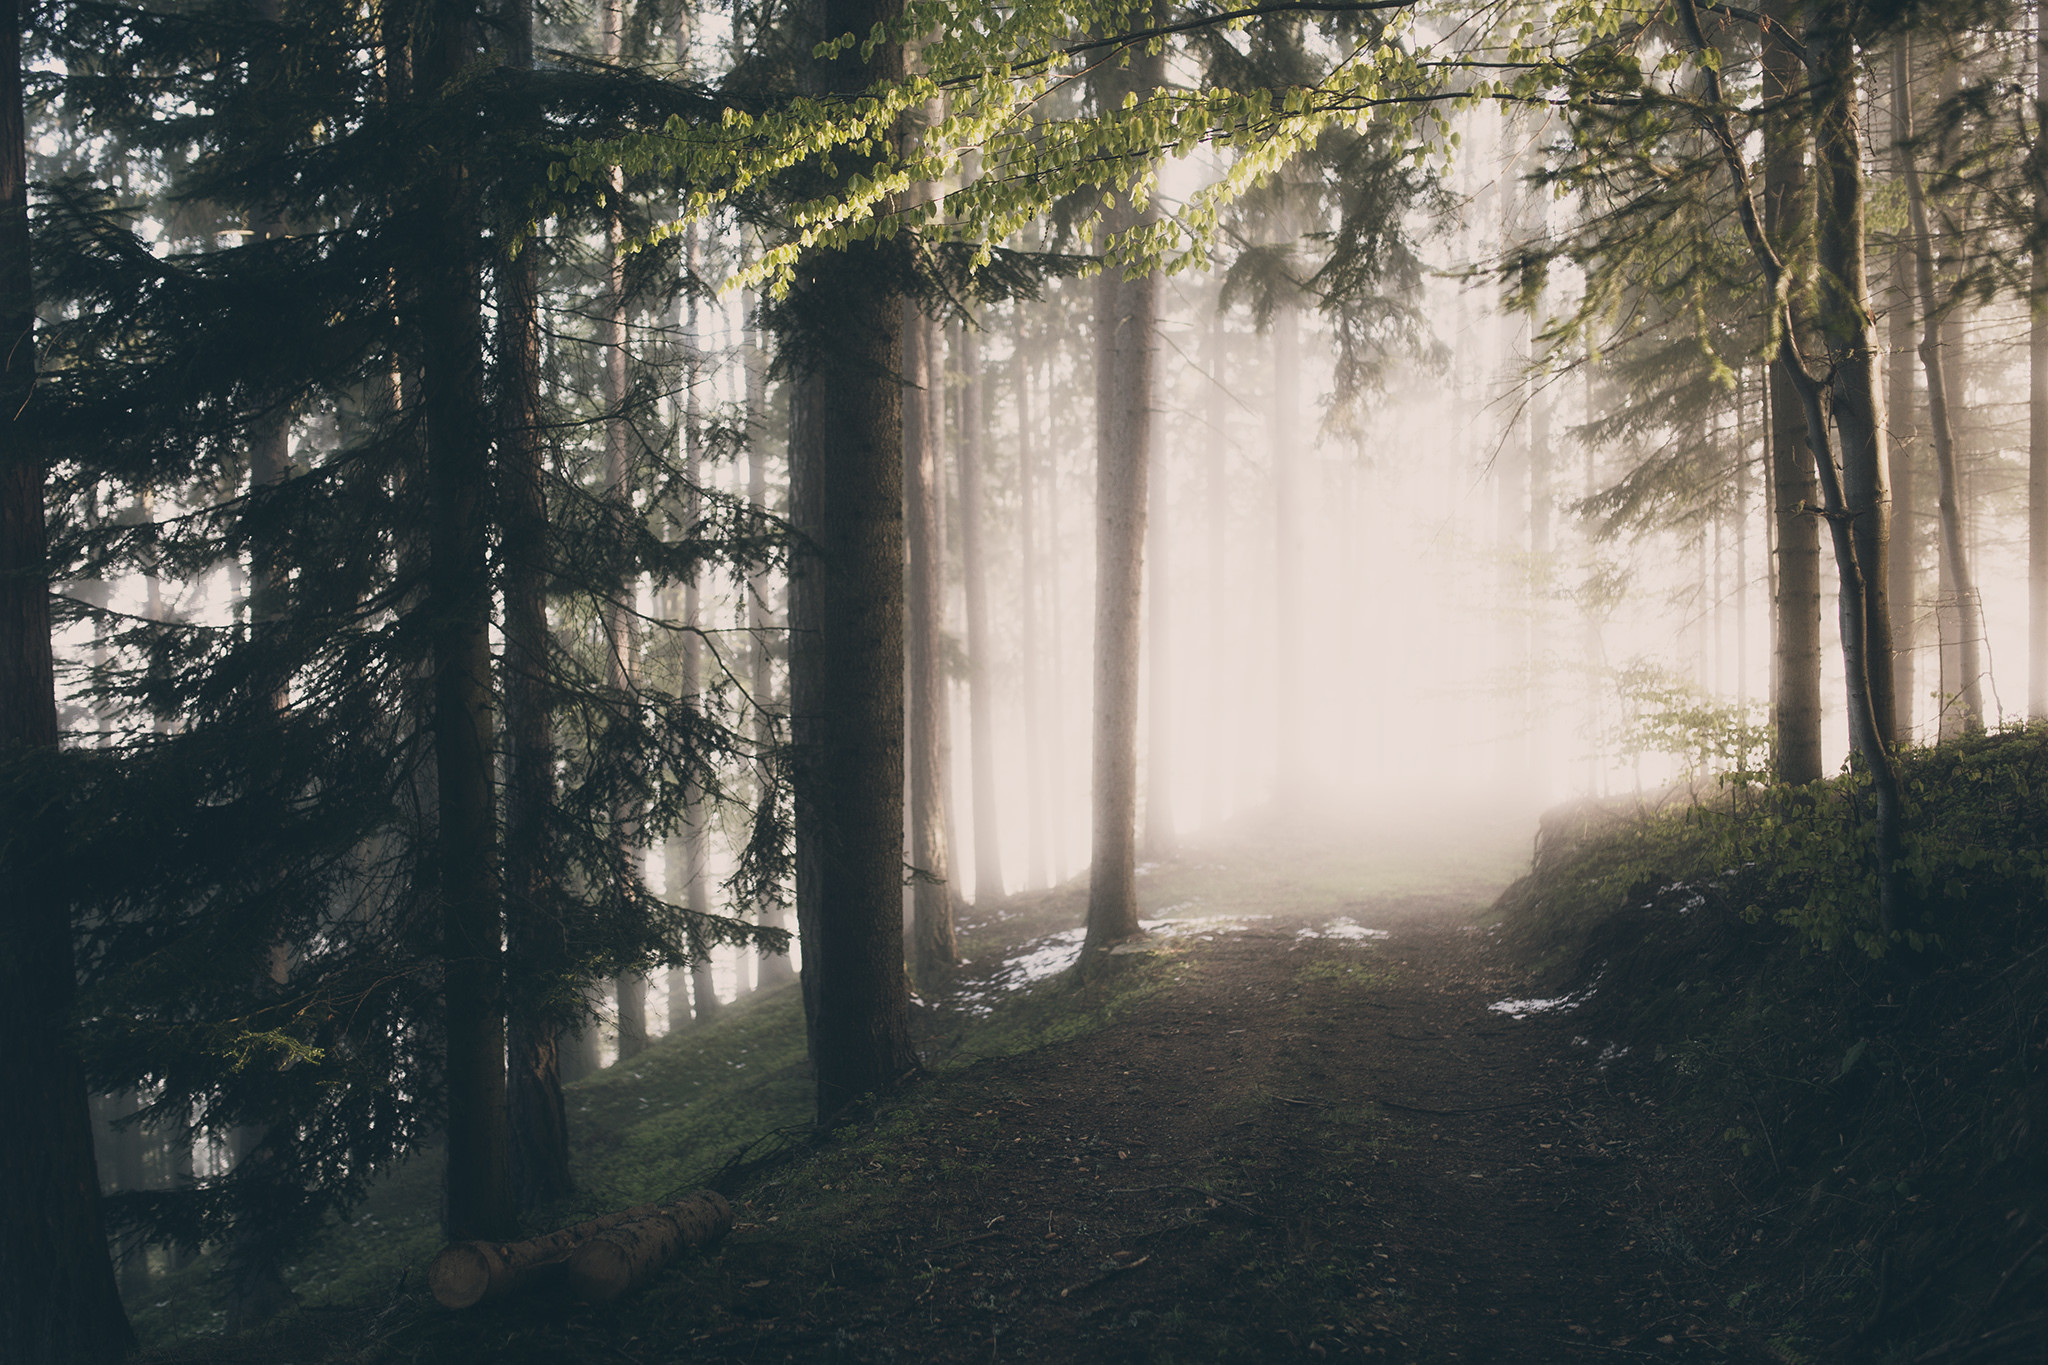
1296;917;1389;942
1488;993;1586;1019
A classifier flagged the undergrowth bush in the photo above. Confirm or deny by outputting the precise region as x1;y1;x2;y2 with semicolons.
1497;725;2048;1364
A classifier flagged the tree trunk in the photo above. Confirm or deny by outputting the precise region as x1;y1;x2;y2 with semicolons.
1016;334;1051;890
415;0;515;1243
905;300;957;980
1762;1;1824;784
2033;1;2048;720
1886;46;1919;740
431;1192;731;1309
498;0;573;1212
1896;37;1984;735
1143;352;1175;859
745;295;797;989
1271;290;1307;799
956;324;1004;903
784;0;915;1120
1085;224;1156;955
1811;3;1896;750
1204;307;1231;829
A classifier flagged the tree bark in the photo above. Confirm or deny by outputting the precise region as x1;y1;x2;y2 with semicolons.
1271;290;1307;799
905;300;957;979
1203;307;1231;829
745;293;797;989
1762;0;1824;784
1895;37;1984;735
1085;223;1156;954
785;0;915;1121
415;0;515;1242
1016;334;1051;890
956;324;1004;903
1886;44;1918;741
2033;2;2048;719
1810;3;1896;750
497;0;572;1212
1143;345;1175;859
430;1192;731;1309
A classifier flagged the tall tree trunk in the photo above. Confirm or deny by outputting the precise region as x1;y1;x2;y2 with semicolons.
905;300;957;979
1886;47;1919;741
2032;1;2048;720
1085;216;1157;954
1143;357;1175;859
1812;3;1897;750
1271;290;1307;799
415;0;515;1241
1762;0;1824;783
956;325;1004;903
785;0;915;1120
745;291;797;989
1735;370;1751;705
496;0;572;1213
1016;332;1051;890
676;227;721;1026
598;0;649;1063
1896;37;1984;735
1204;307;1231;829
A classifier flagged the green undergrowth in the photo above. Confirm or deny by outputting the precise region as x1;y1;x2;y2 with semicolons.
134;912;1177;1362
1495;726;2048;1364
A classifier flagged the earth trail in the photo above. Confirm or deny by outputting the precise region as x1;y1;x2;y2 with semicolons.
696;893;1763;1363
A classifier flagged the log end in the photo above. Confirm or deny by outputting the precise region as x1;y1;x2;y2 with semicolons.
428;1241;497;1310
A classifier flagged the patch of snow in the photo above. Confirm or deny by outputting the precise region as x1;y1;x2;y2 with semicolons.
1296;917;1389;942
1489;993;1584;1019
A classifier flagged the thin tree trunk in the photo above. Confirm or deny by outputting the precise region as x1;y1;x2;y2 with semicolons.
1016;333;1051;890
2032;1;2048;719
905;299;957;979
784;0;915;1120
1735;370;1751;706
1885;44;1919;741
1762;0;1824;783
679;226;720;1026
1204;307;1230;828
1143;354;1175;859
1896;38;1984;735
1271;290;1306;799
745;293;797;989
956;325;1004;903
415;0;515;1242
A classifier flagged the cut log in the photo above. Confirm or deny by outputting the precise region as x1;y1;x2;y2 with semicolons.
428;1192;732;1309
567;1190;733;1302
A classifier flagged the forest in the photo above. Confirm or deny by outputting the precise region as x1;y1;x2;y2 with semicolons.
4;0;2047;1361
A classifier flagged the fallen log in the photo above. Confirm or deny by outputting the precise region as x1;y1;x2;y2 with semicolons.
428;1191;733;1309
568;1190;733;1303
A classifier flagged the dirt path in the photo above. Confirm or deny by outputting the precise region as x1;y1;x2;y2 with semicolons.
692;895;1765;1363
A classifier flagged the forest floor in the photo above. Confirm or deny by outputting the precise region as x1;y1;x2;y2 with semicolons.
150;800;1784;1364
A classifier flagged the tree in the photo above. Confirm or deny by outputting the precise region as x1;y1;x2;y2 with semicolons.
956;321;1007;903
905;292;959;979
0;1;136;1352
1083;82;1160;958
1896;34;1985;734
782;0;919;1119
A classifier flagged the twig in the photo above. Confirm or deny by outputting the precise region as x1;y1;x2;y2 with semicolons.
1058;1254;1150;1298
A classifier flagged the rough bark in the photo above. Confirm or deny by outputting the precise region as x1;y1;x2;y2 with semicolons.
1762;0;1824;784
1886;46;1918;739
956;324;1004;903
2033;3;2048;719
784;0;915;1121
429;1192;731;1309
414;0;515;1242
745;299;798;989
1895;38;1984;735
905;301;957;979
1810;3;1896;750
496;0;573;1212
1085;220;1156;954
565;1192;733;1303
